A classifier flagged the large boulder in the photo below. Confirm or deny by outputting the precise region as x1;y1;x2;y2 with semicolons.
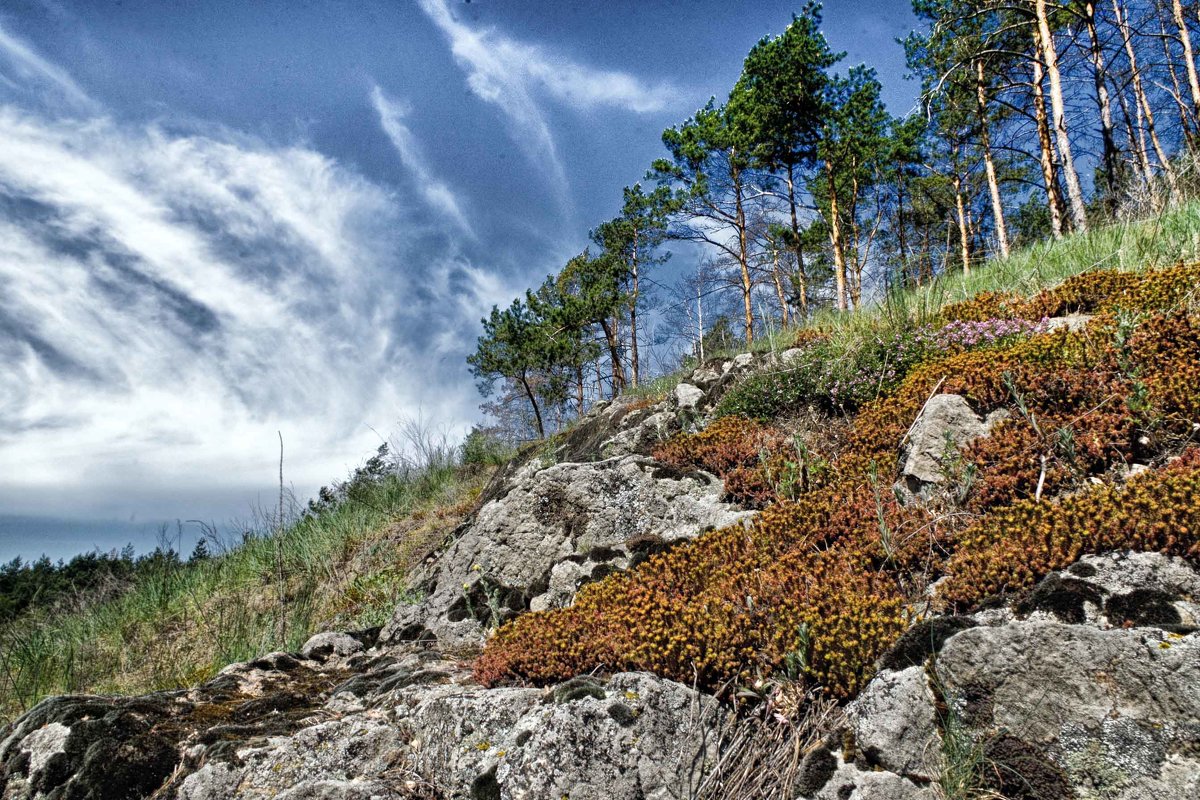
169;668;719;800
0;653;349;800
381;454;754;649
396;672;720;800
800;553;1200;800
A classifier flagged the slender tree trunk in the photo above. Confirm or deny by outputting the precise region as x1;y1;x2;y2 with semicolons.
1032;49;1066;237
599;318;625;398
897;182;912;286
629;231;640;389
785;164;808;318
952;150;971;275
1173;0;1200;122
976;59;1010;258
1116;81;1150;188
769;246;789;326
1115;0;1180;200
1120;75;1156;188
825;160;849;310
1036;0;1089;231
849;170;863;308
518;374;544;438
1084;2;1121;206
731;156;754;344
576;368;585;416
1159;6;1197;149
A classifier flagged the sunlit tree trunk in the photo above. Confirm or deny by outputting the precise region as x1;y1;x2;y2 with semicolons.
731;155;754;344
952;146;971;274
599;318;625;398
1036;0;1089;231
826;161;849;310
976;59;1010;258
1115;0;1180;200
1172;0;1200;122
1084;2;1121;205
769;246;790;326
1031;50;1066;237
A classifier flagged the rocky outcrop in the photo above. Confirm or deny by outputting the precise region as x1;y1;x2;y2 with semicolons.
798;552;1200;800
0;630;722;800
5;337;1200;800
0;650;352;800
382;454;754;649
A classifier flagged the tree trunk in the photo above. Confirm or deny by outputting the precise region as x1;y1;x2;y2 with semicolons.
629;231;640;389
576;368;585;416
1036;0;1089;231
1158;5;1197;150
1084;2;1121;206
952;154;971;275
1116;82;1151;188
599;318;625;398
1115;0;1180;200
1031;48;1066;238
848;167;867;308
518;374;544;439
976;59;1010;258
785;165;808;318
825;160;849;310
769;246;789;326
1173;0;1200;123
731;155;754;344
897;182;912;286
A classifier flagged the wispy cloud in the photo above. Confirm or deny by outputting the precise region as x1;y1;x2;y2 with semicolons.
0;40;519;522
370;84;473;236
416;0;679;188
0;21;96;112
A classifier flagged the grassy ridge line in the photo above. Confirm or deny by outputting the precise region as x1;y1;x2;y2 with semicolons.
0;446;496;723
628;202;1200;405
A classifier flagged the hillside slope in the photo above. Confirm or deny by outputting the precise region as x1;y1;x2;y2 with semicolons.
3;220;1200;799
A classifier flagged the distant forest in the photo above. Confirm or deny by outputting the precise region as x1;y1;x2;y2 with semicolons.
0;541;209;624
470;0;1200;438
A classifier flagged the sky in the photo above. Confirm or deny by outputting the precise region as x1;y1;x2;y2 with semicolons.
0;0;918;560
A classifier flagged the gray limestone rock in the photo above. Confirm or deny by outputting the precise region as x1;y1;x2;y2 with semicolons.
1046;313;1094;333
805;755;934;800
688;367;723;390
393;671;719;800
846;666;941;781
381;454;754;648
300;632;365;662
673;382;706;411
899;394;993;491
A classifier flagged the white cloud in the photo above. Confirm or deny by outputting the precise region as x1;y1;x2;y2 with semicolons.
416;0;679;187
0;109;508;522
369;84;473;236
0;21;96;112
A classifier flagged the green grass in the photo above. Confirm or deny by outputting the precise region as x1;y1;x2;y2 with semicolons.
0;456;485;723
913;200;1200;309
712;201;1200;421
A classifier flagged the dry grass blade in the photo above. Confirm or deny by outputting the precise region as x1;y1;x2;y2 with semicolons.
694;691;843;800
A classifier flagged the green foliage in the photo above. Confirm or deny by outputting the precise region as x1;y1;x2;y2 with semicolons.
461;426;514;468
729;3;841;174
468;297;564;438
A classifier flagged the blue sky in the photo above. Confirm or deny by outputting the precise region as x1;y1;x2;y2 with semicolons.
0;0;917;557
